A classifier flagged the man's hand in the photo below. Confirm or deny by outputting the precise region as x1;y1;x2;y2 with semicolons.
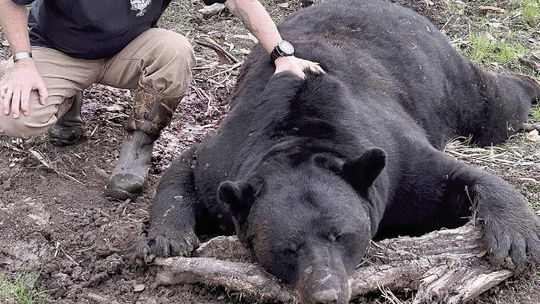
0;0;46;118
0;59;48;118
224;0;325;78
275;56;325;79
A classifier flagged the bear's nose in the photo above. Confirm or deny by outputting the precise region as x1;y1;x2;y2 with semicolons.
312;288;340;304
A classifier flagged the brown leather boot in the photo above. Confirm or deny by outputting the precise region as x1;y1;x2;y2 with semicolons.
48;92;84;146
105;88;182;200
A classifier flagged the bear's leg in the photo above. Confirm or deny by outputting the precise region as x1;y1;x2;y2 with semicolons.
137;146;200;261
384;146;539;268
445;162;540;268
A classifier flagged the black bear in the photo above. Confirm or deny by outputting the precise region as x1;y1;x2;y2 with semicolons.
138;0;540;303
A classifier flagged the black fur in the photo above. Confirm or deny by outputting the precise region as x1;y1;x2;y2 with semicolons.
138;1;540;303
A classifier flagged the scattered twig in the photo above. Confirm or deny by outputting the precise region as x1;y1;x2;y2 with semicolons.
210;62;243;78
28;149;83;184
61;248;79;266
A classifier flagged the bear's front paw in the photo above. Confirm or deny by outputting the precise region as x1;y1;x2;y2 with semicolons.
482;211;540;269
136;230;199;263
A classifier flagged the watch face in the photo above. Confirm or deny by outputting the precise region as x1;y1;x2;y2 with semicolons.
279;41;295;55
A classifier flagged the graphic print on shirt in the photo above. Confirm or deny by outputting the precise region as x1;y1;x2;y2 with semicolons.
130;0;152;17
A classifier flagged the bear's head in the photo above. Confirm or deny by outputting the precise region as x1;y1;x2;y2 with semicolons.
218;148;386;304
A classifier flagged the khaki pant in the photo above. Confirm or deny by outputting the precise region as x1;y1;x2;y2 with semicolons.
0;28;196;138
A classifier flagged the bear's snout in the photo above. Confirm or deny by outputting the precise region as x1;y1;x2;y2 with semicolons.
296;246;351;304
311;288;340;304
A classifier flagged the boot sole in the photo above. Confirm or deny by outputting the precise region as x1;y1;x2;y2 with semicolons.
49;137;82;147
105;187;143;201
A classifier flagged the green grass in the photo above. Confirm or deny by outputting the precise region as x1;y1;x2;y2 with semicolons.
464;33;526;67
0;272;49;304
444;0;466;15
515;0;540;23
531;105;540;122
161;0;197;33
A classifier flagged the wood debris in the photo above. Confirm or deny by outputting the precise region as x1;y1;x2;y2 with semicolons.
154;222;521;303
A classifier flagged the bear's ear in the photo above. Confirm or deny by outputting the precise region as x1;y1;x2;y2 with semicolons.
343;148;386;189
218;178;264;216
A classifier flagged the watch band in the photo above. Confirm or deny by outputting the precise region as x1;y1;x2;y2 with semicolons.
13;52;33;62
270;47;283;62
271;41;295;62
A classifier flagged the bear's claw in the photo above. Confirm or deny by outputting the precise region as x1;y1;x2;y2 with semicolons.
483;212;540;270
136;232;199;263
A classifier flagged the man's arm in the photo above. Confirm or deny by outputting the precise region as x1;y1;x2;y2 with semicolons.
0;0;47;119
223;0;324;78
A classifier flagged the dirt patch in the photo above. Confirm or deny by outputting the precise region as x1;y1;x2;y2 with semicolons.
0;0;539;303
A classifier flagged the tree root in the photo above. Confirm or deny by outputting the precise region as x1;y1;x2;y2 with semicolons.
153;222;519;303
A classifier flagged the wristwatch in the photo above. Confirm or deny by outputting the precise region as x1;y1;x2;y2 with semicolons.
271;40;295;62
13;52;33;62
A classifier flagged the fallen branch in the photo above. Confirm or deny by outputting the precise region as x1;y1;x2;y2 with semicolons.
153;221;526;303
195;35;240;64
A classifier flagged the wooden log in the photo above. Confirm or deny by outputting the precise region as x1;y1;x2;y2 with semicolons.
153;222;519;303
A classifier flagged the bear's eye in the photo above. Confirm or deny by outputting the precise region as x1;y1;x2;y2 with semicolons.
279;242;299;256
282;247;297;257
285;248;295;254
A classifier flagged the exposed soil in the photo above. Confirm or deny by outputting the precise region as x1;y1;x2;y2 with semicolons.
0;0;539;303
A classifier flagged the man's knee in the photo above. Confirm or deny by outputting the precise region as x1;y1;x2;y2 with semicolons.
141;29;196;97
0;113;57;138
0;92;59;138
151;29;196;70
0;113;56;138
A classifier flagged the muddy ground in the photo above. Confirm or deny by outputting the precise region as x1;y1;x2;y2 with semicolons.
0;0;539;303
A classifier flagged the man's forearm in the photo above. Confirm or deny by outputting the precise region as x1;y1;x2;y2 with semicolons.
224;0;281;54
0;0;31;55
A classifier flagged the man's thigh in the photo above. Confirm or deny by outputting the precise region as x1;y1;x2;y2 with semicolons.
0;46;103;137
99;28;196;98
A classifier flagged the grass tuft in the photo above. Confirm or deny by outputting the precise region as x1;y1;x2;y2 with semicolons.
531;105;540;122
161;0;197;33
444;0;466;15
515;0;540;23
463;33;526;67
0;271;49;304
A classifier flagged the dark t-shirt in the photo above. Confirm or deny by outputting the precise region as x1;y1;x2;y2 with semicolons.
12;0;226;59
